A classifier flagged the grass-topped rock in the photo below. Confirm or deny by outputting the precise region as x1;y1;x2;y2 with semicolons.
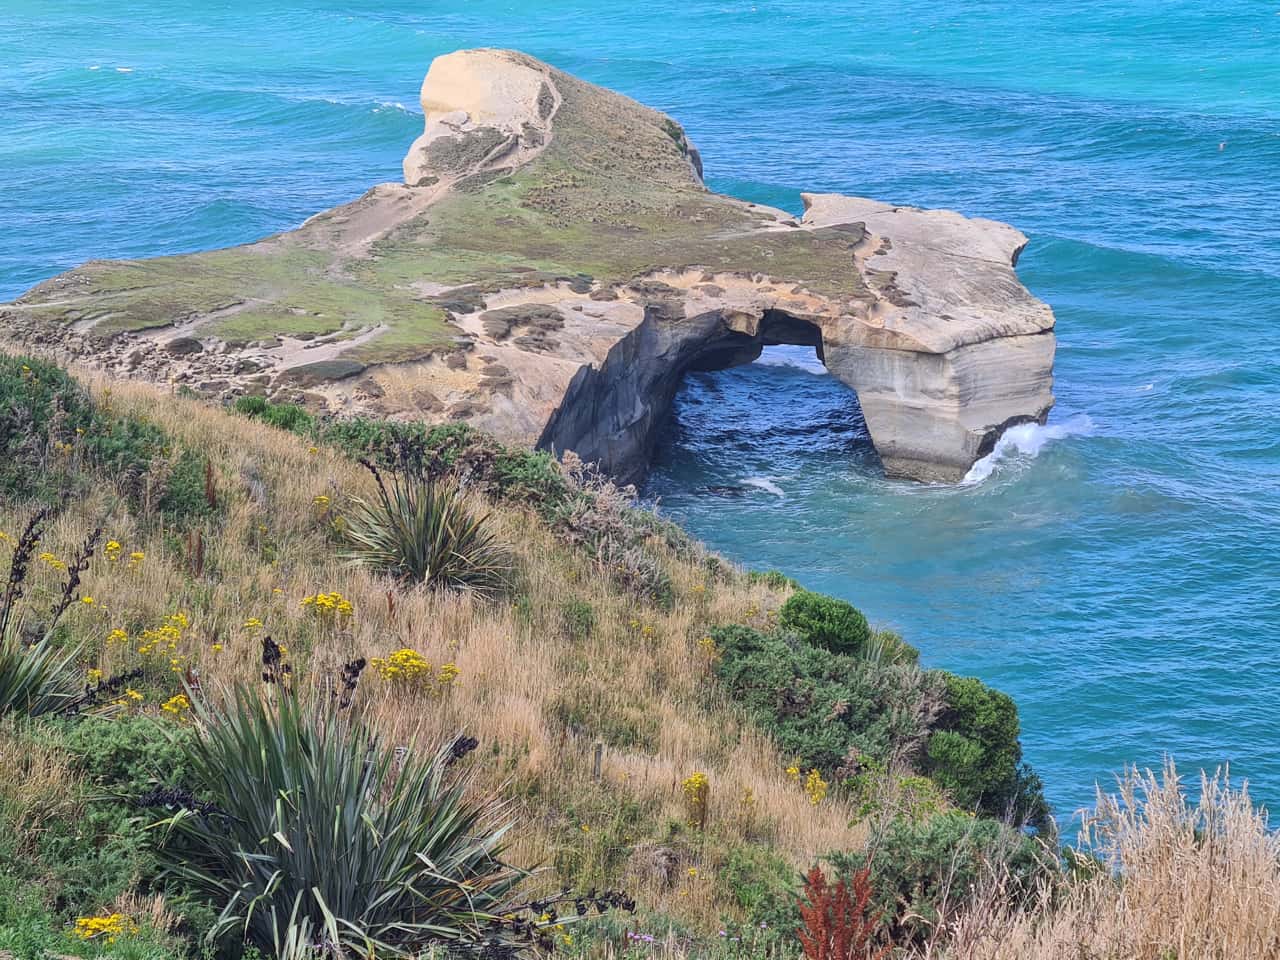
1;49;1055;484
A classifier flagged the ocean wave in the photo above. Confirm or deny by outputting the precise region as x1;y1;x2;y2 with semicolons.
742;476;786;498
964;414;1095;482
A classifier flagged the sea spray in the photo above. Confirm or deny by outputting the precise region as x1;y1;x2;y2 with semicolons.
963;414;1095;483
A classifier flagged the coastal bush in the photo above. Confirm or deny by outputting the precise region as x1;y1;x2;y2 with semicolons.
561;599;595;641
0;715;200;942
151;686;527;958
712;625;938;775
924;673;1049;829
721;843;799;933
232;394;314;433
0;354;95;500
0;354;221;525
843;811;1055;944
746;569;800;591
341;462;513;596
778;590;871;656
863;628;920;666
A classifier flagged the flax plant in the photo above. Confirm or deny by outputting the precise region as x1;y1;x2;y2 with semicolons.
150;685;528;959
342;460;513;598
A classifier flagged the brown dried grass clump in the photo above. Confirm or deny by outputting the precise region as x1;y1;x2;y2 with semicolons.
927;761;1280;960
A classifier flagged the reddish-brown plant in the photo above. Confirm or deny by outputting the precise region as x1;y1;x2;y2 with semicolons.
797;864;893;960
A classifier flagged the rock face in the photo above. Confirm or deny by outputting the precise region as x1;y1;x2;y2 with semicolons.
0;48;1054;483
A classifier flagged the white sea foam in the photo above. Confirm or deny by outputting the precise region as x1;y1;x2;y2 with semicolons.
743;476;786;497
115;67;134;73
963;414;1094;483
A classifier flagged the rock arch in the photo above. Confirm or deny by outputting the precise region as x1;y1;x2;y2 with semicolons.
0;48;1055;484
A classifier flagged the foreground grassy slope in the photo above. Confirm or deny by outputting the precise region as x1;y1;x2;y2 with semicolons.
0;360;870;946
2;355;1277;960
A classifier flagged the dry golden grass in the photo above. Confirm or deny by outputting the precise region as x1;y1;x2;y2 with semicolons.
0;372;863;931
920;762;1280;960
0;719;82;845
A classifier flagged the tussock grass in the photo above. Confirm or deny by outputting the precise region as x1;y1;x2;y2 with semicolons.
927;762;1280;960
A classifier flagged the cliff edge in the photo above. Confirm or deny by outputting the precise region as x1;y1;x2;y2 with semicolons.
0;48;1055;483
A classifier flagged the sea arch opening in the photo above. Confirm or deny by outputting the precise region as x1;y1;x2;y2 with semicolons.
536;306;882;487
652;309;881;495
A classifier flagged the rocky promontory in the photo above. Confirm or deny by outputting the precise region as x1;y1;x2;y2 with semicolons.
0;49;1055;482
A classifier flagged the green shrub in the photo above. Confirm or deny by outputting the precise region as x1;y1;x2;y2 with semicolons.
777;590;870;656
492;449;571;505
923;673;1048;828
157;449;216;527
712;625;938;776
721;843;799;932
60;715;193;795
561;600;595;641
0;355;94;500
847;811;1056;943
81;415;166;495
153;687;528;958
233;395;314;433
342;466;513;597
746;569;799;591
864;628;919;666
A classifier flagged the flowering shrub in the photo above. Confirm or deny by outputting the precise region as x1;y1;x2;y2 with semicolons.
369;648;460;694
73;912;138;944
683;772;710;829
300;591;354;619
136;612;192;674
805;769;829;806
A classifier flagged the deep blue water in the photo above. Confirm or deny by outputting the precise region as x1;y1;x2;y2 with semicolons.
5;1;1278;819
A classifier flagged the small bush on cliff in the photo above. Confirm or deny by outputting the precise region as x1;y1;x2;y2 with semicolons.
712;625;939;775
0;355;94;499
923;673;1049;829
840;811;1056;944
779;590;871;656
232;394;314;433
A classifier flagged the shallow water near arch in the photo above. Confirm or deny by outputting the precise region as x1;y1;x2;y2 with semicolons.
5;0;1279;819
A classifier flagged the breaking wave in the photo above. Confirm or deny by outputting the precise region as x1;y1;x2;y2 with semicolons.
964;414;1095;483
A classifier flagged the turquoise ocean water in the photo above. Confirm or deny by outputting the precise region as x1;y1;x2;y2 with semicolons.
4;1;1278;819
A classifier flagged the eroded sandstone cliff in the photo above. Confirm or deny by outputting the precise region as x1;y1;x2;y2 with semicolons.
0;48;1055;482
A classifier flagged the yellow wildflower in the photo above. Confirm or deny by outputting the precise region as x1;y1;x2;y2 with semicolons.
104;540;122;561
211;643;224;653
73;913;137;944
161;694;190;717
300;591;354;618
243;617;264;630
804;769;829;806
81;596;95;606
106;628;128;645
87;668;103;684
128;551;145;566
38;552;67;571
